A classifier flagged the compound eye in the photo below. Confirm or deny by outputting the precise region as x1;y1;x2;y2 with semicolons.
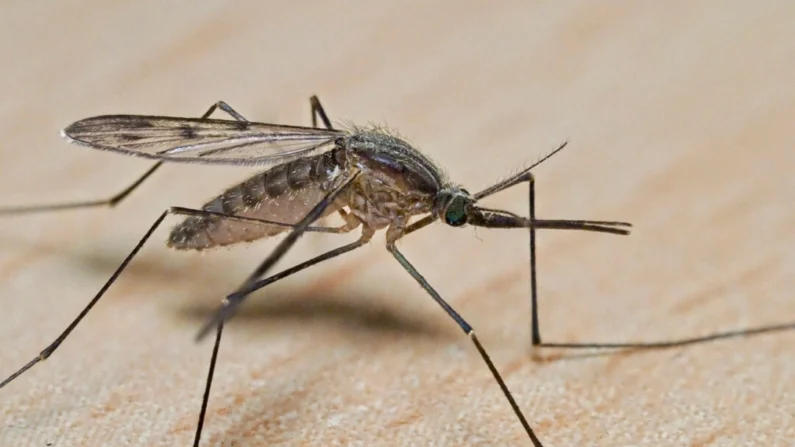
444;196;468;227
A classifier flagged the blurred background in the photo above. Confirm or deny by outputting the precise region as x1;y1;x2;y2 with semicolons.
0;1;793;446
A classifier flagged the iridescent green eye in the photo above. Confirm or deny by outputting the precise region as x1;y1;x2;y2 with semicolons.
444;196;468;226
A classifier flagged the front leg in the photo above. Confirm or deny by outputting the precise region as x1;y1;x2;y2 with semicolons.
480;160;789;351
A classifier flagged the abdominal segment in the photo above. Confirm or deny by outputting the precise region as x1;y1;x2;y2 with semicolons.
167;152;343;250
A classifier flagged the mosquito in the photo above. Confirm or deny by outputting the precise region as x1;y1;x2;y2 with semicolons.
0;95;637;446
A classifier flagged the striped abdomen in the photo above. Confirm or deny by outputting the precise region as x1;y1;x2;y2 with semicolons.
168;150;344;250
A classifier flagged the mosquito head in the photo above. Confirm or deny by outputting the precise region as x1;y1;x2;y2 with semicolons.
434;189;529;230
433;187;476;227
434;187;538;229
434;186;631;235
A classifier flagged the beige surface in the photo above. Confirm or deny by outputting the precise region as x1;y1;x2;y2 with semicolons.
1;2;794;446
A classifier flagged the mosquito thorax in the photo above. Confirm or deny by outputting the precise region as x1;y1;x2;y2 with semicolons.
341;130;447;197
434;187;474;227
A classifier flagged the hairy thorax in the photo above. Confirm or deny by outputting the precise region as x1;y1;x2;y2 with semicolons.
343;175;434;230
341;130;445;231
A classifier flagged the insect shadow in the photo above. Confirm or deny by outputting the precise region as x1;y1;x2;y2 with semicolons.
179;290;453;341
56;235;452;340
0;95;791;447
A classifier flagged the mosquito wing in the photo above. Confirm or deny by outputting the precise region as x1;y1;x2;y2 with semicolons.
61;115;346;167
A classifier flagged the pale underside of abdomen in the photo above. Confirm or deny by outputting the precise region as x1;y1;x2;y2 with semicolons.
167;152;344;251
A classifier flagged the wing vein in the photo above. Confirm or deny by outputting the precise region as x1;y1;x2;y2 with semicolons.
62;114;346;167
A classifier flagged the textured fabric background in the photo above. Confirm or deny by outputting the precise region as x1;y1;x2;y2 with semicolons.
1;2;793;446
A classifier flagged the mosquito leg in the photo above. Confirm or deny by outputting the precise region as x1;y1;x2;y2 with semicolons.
540;322;795;349
309;94;358;229
477;159;793;350
307;94;364;246
527;173;795;349
189;171;360;447
0;205;348;390
386;242;544;447
0;101;249;217
193;319;222;447
190;231;370;447
205;101;248;122
0;211;173;389
310;95;334;130
194;170;361;340
176;204;359;447
0;162;164;216
169;206;356;235
527;174;542;346
233;229;371;300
